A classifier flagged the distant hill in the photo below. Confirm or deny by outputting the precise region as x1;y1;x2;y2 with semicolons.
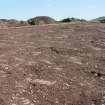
1;16;105;28
0;16;57;28
28;16;57;25
92;16;105;23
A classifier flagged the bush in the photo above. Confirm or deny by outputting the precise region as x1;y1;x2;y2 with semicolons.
60;17;86;23
60;18;71;22
99;19;105;23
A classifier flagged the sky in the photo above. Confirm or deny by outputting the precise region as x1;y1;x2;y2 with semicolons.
0;0;105;20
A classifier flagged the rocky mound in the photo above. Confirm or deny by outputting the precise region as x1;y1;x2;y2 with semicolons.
27;16;57;25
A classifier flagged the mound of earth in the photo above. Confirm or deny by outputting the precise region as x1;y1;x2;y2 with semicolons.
27;16;57;25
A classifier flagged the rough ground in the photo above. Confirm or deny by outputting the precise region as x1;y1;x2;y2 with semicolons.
0;23;105;105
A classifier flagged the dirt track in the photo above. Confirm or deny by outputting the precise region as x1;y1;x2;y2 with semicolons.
0;23;105;105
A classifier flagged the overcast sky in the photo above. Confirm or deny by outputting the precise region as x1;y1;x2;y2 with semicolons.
0;0;104;20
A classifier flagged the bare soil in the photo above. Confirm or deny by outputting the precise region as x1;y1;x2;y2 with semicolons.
0;23;105;105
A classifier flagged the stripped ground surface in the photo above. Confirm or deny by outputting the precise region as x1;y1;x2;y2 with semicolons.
0;23;105;105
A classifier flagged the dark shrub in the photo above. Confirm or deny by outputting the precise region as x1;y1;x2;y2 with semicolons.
99;19;105;23
60;17;86;23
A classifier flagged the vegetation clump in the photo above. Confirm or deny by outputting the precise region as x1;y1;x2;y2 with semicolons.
60;17;87;23
92;16;105;23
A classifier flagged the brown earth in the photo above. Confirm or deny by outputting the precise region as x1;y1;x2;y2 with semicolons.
0;23;105;105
